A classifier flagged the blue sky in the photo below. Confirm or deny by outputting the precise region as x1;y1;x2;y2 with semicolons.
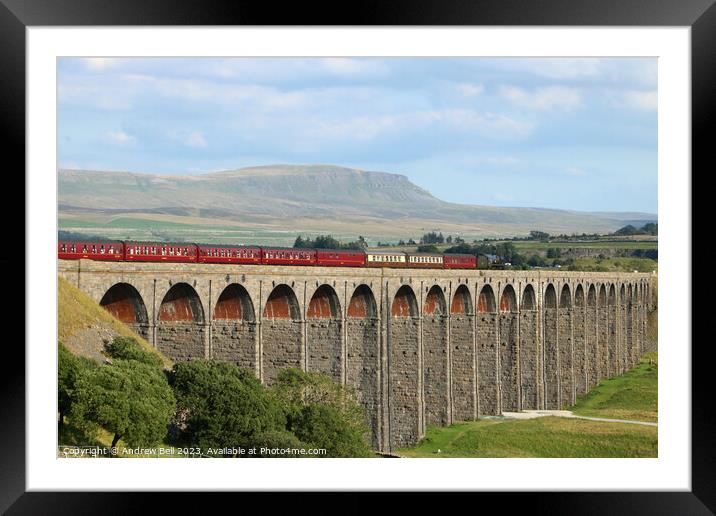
58;57;657;213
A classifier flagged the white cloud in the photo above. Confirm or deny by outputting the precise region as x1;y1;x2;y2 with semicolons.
623;90;658;111
500;86;582;111
565;167;587;177
455;82;484;97
83;58;118;71
319;58;388;77
184;131;207;148
105;131;136;145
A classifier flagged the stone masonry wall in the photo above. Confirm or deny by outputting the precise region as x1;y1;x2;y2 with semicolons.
422;315;448;426
450;315;475;421
477;313;499;415
608;305;618;378
598;305;609;381
346;318;380;450
389;317;420;449
574;307;587;396
499;313;519;412
544;308;560;409
586;305;598;389
306;319;342;383
211;321;257;371
519;310;539;410
558;308;575;407
156;321;206;362
261;319;302;385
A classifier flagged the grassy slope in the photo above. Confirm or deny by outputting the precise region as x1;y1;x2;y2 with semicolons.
397;417;656;458
58;276;172;369
570;353;658;422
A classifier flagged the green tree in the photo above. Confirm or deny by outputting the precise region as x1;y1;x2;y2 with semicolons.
71;359;176;450
270;368;371;457
293;404;373;458
58;342;96;426
169;360;285;455
104;336;162;367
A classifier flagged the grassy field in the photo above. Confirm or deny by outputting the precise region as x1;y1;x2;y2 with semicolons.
570;352;658;422
512;240;657;250
396;417;656;458
397;352;658;458
566;257;658;273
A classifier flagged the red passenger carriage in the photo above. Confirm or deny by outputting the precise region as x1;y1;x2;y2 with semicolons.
261;247;316;266
443;253;477;269
315;249;366;267
197;244;261;264
124;241;197;263
58;240;125;261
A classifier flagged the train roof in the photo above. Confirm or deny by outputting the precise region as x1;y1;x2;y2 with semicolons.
58;238;124;244
366;250;407;255
195;243;262;249
124;240;194;246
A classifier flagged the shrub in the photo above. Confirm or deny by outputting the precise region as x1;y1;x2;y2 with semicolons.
104;336;163;367
292;404;373;458
169;360;285;455
242;430;309;458
270;368;372;457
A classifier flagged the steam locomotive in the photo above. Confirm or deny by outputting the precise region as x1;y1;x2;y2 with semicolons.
57;240;478;270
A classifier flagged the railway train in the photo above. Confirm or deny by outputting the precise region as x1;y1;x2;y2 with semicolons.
57;240;478;270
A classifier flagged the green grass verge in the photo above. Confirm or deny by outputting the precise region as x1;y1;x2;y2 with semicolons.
396;416;656;458
570;353;658;422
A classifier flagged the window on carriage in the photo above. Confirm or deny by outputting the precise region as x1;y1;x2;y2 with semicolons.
82;245;88;253
60;244;66;252
71;244;76;253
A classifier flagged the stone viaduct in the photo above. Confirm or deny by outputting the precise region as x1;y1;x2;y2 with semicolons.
58;259;656;453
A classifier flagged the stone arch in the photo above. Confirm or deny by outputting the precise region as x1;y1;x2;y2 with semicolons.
557;284;574;407
306;285;342;382
499;284;519;412
348;284;377;318
392;285;419;317
451;284;473;315
262;284;302;385
573;285;587;397
521;284;536;310
99;282;149;339
519;284;540;409
389;284;420;449
346;284;380;450
156;283;205;362
543;283;559;409
211;284;257;371
559;284;572;308
478;285;497;313
477;285;499;415
626;283;636;369
586;284;599;388
450;284;476;421
423;285;449;427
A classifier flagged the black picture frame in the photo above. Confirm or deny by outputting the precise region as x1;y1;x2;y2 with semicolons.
3;0;708;512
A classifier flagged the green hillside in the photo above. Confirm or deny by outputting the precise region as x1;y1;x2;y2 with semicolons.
58;276;172;368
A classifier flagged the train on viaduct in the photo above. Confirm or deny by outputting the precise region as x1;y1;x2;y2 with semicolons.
58;259;656;453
